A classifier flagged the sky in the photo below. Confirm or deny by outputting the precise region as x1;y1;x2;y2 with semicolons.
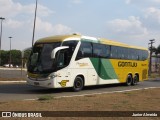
0;0;160;50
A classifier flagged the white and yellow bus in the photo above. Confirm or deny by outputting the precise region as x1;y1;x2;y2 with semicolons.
27;34;149;91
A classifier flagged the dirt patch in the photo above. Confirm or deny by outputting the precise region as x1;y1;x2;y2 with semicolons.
0;88;159;119
0;78;25;81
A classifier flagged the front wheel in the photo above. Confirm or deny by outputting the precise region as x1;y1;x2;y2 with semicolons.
73;76;84;92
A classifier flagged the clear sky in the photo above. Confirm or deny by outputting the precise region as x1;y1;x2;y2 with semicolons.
0;0;160;50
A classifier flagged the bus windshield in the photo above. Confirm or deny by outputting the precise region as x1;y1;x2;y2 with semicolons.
27;41;78;74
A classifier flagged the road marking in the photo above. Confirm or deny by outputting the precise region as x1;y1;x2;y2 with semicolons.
23;87;160;101
54;87;160;99
24;98;38;101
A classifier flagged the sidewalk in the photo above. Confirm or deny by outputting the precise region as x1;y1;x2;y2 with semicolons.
0;67;27;71
148;77;160;81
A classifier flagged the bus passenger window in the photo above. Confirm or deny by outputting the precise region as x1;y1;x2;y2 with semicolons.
106;45;110;58
93;43;109;58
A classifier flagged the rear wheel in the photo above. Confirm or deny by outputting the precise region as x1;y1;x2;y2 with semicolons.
132;75;138;85
73;76;84;92
126;74;132;86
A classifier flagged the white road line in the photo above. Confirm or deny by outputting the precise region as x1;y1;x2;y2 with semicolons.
54;87;160;99
24;98;38;101
23;87;160;101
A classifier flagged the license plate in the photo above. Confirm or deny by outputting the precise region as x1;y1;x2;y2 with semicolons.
34;82;40;86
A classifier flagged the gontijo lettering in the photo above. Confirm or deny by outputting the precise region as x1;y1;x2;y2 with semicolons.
118;61;137;67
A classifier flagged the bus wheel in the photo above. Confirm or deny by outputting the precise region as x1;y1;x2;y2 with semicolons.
132;75;138;86
126;75;132;86
73;76;84;92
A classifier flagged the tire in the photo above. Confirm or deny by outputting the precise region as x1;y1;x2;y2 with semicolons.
132;75;138;86
73;76;84;92
125;75;132;86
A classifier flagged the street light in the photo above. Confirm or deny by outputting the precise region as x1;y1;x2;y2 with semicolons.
9;37;12;68
0;17;5;66
32;0;38;47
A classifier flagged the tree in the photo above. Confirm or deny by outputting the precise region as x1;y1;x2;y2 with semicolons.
0;49;32;67
11;50;21;66
153;45;160;72
1;50;9;65
23;49;31;68
0;50;21;66
157;45;160;54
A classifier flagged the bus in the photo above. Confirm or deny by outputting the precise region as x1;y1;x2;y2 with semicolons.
27;34;149;91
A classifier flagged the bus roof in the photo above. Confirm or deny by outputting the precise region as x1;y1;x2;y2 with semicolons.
35;34;81;43
99;38;147;50
35;34;147;51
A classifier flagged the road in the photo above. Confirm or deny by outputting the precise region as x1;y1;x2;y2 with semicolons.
0;68;26;79
0;79;160;102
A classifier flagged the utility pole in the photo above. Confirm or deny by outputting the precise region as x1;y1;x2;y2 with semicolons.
9;37;12;68
32;0;38;47
0;17;5;66
148;39;155;76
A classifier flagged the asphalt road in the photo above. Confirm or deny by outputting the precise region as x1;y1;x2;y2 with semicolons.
0;68;26;78
0;79;160;102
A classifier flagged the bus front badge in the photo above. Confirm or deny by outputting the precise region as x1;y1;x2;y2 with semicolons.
59;80;69;87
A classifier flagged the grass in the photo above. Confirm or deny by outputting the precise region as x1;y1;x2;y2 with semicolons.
38;95;54;101
149;72;160;78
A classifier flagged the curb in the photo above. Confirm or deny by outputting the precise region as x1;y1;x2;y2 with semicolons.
0;68;27;71
0;81;26;83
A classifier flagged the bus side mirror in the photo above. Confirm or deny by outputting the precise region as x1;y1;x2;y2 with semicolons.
51;46;69;59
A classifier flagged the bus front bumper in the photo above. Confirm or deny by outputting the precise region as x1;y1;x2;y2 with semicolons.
27;78;55;88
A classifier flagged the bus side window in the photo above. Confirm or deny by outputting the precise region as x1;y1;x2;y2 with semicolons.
106;45;110;58
111;46;118;59
93;43;101;58
92;43;110;58
143;51;148;60
76;42;92;60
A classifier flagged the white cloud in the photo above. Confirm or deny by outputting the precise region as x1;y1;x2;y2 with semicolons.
5;19;24;29
36;17;54;33
0;0;18;17
145;7;160;24
35;17;72;35
0;0;54;18
106;16;148;36
105;16;152;47
125;0;160;6
53;24;72;35
37;4;54;16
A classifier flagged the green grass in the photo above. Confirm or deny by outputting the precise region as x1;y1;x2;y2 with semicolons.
38;95;54;101
123;92;132;96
